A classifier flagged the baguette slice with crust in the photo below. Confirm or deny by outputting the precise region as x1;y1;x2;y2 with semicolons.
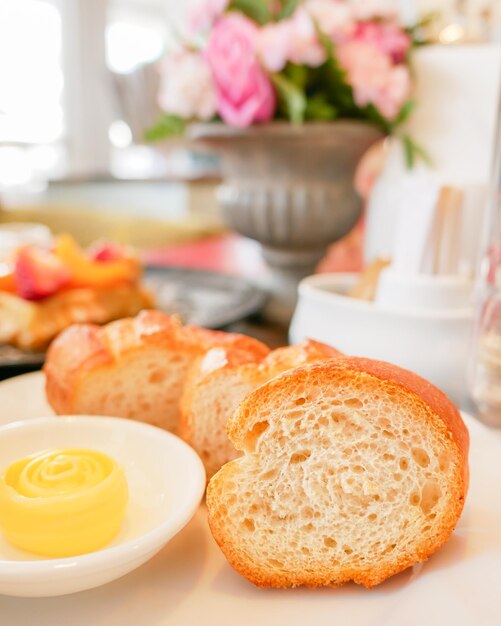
207;357;469;588
180;340;341;479
44;310;269;432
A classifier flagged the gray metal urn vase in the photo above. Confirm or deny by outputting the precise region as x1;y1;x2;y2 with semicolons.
189;121;383;323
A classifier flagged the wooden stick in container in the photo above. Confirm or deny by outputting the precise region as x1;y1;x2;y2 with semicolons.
432;186;463;275
348;258;391;301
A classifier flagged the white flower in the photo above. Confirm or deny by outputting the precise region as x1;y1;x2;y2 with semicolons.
306;0;355;41
351;0;398;21
158;50;216;120
257;7;326;73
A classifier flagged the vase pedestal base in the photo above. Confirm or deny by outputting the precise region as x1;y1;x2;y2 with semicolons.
255;246;325;326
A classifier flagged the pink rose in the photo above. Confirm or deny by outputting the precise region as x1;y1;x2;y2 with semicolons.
258;22;291;72
338;41;411;120
353;22;411;63
287;7;327;66
205;14;275;127
378;64;411;118
258;7;326;72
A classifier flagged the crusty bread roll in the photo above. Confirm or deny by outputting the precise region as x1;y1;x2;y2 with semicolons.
44;310;269;432
207;357;469;588
180;340;341;479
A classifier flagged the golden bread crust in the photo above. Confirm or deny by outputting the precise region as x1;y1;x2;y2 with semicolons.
44;310;269;424
258;339;341;379
262;339;340;366
207;357;469;589
43;324;112;415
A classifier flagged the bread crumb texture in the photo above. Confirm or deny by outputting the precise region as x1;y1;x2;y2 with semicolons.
180;339;341;479
206;358;469;588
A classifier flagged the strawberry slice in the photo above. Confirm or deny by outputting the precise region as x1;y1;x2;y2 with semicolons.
89;241;127;262
14;246;72;300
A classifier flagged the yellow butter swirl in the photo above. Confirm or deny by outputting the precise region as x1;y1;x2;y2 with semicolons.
0;449;128;558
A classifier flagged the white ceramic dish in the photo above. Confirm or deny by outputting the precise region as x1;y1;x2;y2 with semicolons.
1;373;501;626
290;273;474;404
0;415;206;597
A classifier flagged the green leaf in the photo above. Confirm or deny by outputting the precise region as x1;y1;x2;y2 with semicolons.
271;73;306;124
401;134;433;169
411;140;433;166
305;94;337;121
315;23;335;57
144;115;186;142
313;24;358;114
389;99;416;131
227;0;271;25
277;0;300;20
363;104;392;134
284;63;309;90
403;134;415;169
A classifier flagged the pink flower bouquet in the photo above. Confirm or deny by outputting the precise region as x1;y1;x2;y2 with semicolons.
149;0;423;163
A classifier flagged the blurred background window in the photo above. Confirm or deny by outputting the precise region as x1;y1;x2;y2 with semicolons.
105;0;214;180
106;0;168;179
0;0;65;189
106;7;165;75
0;0;196;189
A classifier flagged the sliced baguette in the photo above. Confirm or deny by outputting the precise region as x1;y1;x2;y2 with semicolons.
44;310;269;432
206;357;469;588
180;340;341;479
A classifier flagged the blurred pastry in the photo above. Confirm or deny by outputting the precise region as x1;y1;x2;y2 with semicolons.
0;234;152;350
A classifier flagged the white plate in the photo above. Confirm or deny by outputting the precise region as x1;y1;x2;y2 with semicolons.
0;414;206;598
0;373;501;625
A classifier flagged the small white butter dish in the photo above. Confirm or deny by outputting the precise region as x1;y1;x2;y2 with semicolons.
0;416;205;597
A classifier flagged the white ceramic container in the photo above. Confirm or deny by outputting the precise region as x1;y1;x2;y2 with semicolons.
290;273;474;404
375;268;474;311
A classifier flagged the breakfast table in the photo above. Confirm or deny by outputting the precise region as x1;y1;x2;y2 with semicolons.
1;226;500;626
